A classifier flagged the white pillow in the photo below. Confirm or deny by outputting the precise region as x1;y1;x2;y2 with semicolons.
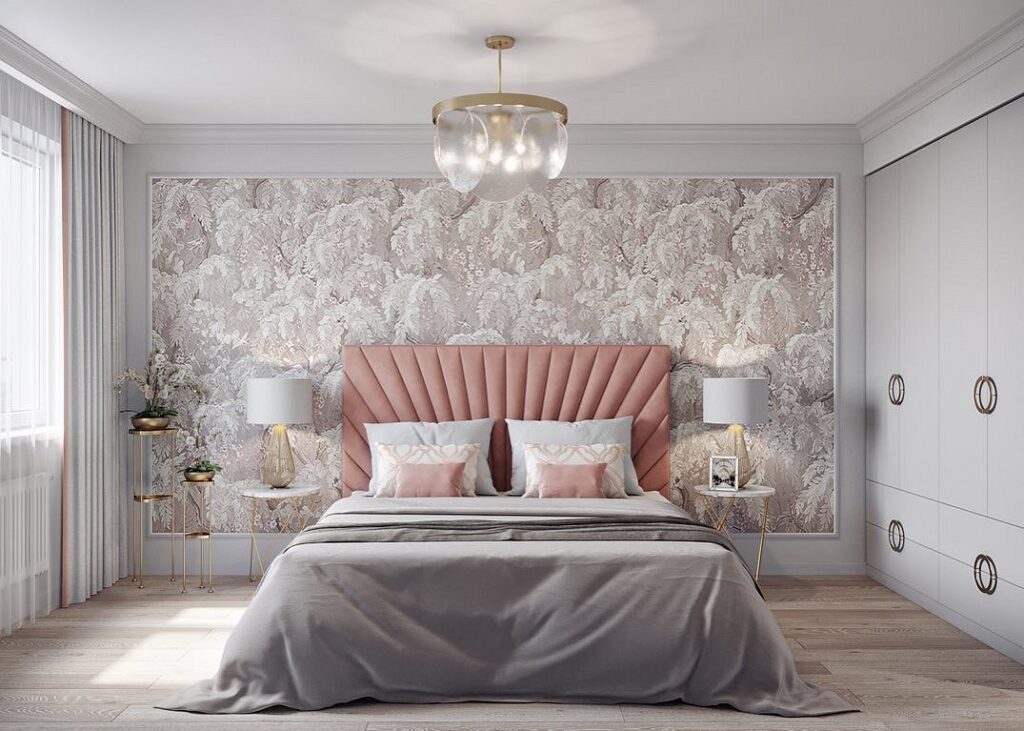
373;443;480;498
365;418;496;495
522;443;627;498
505;417;643;496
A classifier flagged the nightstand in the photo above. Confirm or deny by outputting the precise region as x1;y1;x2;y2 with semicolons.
693;485;775;581
240;485;321;581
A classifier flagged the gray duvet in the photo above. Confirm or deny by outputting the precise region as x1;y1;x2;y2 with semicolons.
159;496;854;717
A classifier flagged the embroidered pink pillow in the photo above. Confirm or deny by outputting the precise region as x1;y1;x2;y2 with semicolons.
533;462;607;498
373;443;480;497
393;462;466;498
522;443;627;498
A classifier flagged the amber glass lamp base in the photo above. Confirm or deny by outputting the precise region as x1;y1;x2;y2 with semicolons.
728;423;754;488
261;424;296;488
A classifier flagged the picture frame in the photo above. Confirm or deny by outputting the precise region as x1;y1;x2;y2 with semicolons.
709;455;739;492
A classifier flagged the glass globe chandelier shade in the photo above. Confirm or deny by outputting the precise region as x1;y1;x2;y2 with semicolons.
432;36;568;202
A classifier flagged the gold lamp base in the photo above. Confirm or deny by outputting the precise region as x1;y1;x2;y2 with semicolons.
728;423;754;488
262;424;296;488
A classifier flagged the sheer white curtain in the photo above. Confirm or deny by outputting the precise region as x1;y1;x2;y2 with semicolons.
0;71;63;635
62;111;125;605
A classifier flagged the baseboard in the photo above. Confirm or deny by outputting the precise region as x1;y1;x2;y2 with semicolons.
867;565;1024;665
760;561;866;575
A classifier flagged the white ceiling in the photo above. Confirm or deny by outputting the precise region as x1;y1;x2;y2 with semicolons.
1;0;1023;126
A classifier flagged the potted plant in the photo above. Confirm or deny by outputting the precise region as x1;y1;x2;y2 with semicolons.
183;459;223;482
130;404;179;431
114;348;202;431
182;413;222;482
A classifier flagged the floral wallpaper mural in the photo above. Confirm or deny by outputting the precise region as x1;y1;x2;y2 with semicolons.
150;176;835;534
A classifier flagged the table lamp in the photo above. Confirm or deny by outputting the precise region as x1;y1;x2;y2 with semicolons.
246;378;313;488
702;377;769;488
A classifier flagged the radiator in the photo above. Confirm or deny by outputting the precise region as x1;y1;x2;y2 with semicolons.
0;472;52;589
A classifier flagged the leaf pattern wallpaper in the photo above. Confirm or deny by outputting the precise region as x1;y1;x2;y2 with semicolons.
150;176;835;534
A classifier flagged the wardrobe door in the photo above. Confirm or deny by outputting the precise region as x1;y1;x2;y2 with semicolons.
898;146;940;501
866;166;900;488
988;97;1024;527
938;119;988;513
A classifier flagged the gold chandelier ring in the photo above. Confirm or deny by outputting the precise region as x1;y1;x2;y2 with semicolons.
432;93;568;126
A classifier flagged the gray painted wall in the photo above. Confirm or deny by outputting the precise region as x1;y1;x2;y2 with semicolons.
124;136;865;576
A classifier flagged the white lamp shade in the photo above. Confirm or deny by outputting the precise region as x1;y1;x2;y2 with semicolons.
246;378;313;425
703;377;769;425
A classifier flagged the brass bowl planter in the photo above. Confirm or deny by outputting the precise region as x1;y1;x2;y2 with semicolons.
183;470;216;482
131;416;171;431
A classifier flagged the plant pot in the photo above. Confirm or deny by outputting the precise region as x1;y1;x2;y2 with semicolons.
184;470;216;482
132;416;171;431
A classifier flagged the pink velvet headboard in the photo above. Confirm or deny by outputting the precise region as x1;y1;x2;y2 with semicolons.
341;345;671;497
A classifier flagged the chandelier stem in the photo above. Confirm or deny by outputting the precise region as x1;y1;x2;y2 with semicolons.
497;48;503;93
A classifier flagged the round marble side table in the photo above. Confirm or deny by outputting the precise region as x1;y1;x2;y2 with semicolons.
693;485;776;581
240;485;321;582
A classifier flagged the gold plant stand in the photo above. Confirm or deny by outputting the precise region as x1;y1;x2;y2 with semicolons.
129;428;178;589
180;479;214;594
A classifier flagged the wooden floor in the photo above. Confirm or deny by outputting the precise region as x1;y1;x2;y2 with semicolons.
1;576;1023;730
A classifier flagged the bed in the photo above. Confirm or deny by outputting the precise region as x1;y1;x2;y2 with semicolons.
160;345;853;717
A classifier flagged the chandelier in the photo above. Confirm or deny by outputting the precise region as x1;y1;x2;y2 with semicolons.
432;35;568;202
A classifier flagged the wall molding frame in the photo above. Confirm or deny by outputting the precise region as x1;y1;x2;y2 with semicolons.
0;24;143;143
125;129;866;575
137;123;862;146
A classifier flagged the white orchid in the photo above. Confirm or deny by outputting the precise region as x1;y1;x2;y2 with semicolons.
114;346;203;415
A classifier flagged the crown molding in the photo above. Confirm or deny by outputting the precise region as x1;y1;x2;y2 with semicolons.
857;10;1024;144
0;25;144;143
138;123;861;146
11;6;1020;155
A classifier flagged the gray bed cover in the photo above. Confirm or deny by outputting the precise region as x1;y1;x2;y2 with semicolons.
159;496;854;717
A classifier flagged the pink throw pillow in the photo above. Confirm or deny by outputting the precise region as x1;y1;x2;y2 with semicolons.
534;462;607;498
393;462;466;498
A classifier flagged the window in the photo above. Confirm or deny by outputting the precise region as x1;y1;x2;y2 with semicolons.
0;99;62;435
0;69;63;635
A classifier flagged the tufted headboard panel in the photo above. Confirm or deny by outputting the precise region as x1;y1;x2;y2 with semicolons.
341;344;671;496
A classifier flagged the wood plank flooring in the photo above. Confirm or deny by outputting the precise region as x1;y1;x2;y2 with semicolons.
1;575;1023;730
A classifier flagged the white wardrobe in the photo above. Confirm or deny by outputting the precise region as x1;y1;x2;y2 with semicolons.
866;95;1024;663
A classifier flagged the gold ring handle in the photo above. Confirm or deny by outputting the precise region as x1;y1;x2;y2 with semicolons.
888;374;902;406
890;374;904;406
975;376;997;415
973;554;997;595
984;376;997;414
888;519;905;553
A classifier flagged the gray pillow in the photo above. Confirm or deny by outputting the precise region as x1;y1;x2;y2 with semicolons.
365;418;496;495
505;417;643;496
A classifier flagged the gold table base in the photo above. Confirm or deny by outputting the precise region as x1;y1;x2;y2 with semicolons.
246;491;318;582
700;493;771;582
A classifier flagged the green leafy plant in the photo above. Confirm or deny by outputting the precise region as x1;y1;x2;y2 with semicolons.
132;404;179;419
183;459;223;474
